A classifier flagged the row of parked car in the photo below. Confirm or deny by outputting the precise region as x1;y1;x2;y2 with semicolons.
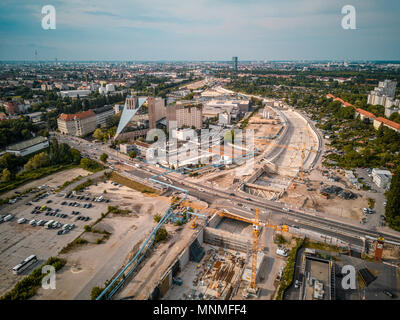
65;192;110;203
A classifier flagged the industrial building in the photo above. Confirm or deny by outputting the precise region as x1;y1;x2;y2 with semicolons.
5;136;49;157
59;90;92;98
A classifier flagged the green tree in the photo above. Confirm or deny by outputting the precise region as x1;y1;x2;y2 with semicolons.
154;227;168;243
24;152;50;171
386;166;400;231
93;128;104;141
1;168;12;182
129;150;137;158
100;153;108;163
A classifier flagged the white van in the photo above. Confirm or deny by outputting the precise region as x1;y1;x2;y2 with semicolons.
4;214;14;222
276;248;289;257
17;218;27;224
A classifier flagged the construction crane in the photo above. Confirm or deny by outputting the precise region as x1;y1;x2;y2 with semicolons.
299;142;306;181
175;200;290;291
251;209;261;290
217;208;288;291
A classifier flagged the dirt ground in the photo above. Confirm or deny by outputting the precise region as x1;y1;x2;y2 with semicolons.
1;167;91;199
279;180;366;221
33;181;171;300
209;172;236;189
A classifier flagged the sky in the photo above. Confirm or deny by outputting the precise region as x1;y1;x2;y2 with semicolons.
0;0;399;61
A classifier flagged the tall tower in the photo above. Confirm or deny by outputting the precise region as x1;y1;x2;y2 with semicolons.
232;56;238;72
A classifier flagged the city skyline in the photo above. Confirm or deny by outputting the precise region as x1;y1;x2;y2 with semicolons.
0;0;400;61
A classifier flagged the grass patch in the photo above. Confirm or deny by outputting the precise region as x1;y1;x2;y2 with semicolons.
111;172;159;194
73;179;93;192
60;237;88;254
0;164;77;195
275;234;287;245
56;175;85;192
367;198;375;209
276;238;304;300
0;257;66;300
303;238;343;253
107;205;131;216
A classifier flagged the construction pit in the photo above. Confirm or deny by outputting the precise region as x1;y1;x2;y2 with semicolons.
157;213;270;300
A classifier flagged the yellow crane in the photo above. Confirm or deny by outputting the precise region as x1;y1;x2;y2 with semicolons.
299;142;306;181
174;199;290;289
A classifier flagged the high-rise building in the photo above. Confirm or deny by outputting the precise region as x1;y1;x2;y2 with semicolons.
166;101;203;131
232;57;238;71
148;97;166;129
367;79;400;114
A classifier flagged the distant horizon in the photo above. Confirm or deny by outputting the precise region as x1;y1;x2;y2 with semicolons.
1;1;399;61
1;59;400;64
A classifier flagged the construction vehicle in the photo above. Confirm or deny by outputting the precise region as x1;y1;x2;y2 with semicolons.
190;216;198;229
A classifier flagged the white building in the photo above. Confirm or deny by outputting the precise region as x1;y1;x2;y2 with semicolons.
367;80;400;116
119;143;136;154
372;168;392;190
106;84;115;93
218;111;231;125
5;136;49;157
59;90;92;98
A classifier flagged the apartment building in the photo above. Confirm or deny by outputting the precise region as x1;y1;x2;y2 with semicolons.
166;101;203;131
93;105;114;127
57;110;97;136
148;97;166;129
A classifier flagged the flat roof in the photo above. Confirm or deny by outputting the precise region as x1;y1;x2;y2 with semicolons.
6;136;48;152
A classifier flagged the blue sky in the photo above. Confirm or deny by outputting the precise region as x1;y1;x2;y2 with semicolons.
0;0;399;61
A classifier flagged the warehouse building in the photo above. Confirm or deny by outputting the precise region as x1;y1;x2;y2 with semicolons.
5;136;49;157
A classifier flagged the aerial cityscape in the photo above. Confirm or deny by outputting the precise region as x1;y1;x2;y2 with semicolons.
0;0;400;310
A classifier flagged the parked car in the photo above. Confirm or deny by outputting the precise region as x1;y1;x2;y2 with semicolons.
383;290;394;298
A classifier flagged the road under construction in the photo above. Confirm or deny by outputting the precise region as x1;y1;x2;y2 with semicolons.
94;158;400;300
66;96;399;300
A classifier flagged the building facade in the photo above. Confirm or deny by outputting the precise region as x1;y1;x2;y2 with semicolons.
166;101;203;131
93;105;114;127
57;110;97;136
6;136;49;157
232;57;238;71
148;97;166;129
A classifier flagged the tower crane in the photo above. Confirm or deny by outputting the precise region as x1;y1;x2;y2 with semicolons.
181;200;289;290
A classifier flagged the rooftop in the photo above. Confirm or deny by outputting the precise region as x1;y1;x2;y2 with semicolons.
6;136;48;152
355;108;376;119
375;117;400;130
58;110;95;121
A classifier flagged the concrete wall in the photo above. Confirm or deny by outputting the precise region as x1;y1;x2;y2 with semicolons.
203;227;251;253
154;227;204;299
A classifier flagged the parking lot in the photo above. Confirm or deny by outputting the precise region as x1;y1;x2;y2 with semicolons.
0;188;110;296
